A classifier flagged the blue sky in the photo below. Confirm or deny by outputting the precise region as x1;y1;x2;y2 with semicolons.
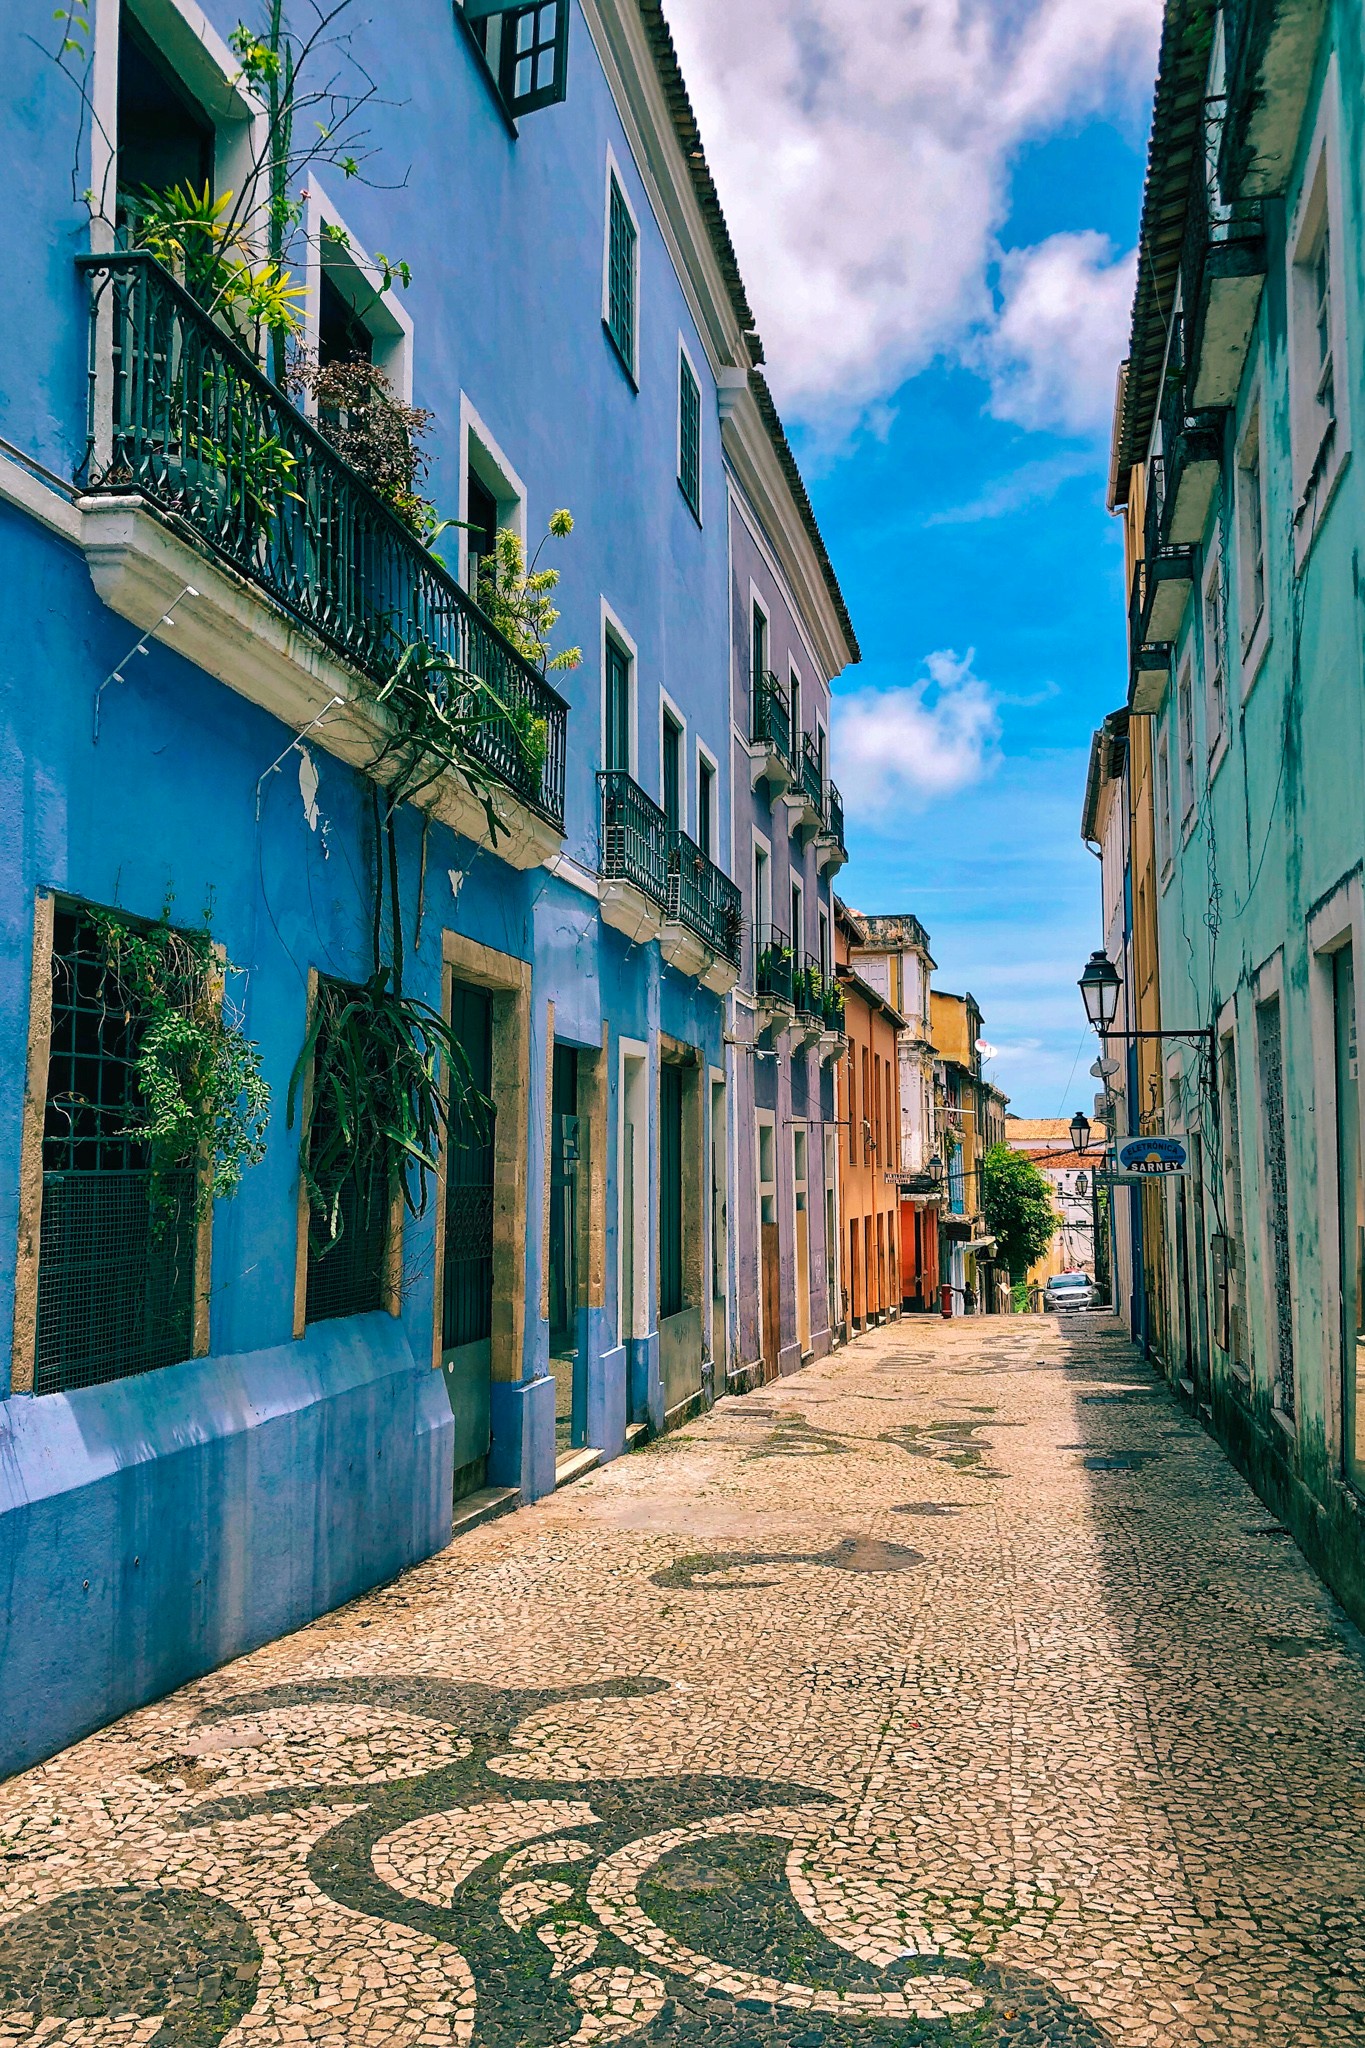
668;0;1161;1115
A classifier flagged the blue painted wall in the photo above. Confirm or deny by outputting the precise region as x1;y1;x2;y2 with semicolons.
0;0;736;1771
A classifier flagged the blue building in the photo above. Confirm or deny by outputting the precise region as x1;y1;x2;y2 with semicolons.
0;0;853;1771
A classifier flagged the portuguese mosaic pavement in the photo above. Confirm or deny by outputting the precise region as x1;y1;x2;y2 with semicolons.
6;1315;1365;2045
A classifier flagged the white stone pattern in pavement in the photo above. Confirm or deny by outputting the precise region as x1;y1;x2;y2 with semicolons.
4;1316;1365;2045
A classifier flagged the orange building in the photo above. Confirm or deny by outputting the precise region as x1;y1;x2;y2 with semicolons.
834;900;903;1333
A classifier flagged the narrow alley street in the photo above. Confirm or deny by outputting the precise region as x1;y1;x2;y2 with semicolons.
6;1315;1365;2048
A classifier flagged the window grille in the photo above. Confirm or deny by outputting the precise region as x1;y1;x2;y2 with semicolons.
35;907;198;1396
304;977;390;1325
678;352;701;516
605;176;637;376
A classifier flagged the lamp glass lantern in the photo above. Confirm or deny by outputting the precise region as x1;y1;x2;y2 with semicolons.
1069;1110;1090;1156
1079;949;1121;1032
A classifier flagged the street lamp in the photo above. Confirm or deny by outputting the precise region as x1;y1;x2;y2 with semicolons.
1078;949;1121;1032
1069;1110;1091;1156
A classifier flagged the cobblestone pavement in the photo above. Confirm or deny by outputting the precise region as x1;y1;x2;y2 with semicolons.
7;1315;1365;2047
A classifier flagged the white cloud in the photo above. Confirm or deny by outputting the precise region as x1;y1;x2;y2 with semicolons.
976;232;1137;438
833;648;1001;816
663;0;1159;421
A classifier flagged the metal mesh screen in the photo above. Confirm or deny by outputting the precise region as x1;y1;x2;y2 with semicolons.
35;908;198;1395
304;977;390;1325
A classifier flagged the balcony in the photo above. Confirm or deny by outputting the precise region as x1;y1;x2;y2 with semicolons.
75;252;567;864
815;778;847;876
598;771;671;941
749;670;794;798
663;829;743;993
755;925;795;1032
820;978;847;1063
793;957;826;1045
1180;127;1266;410
1139;455;1195;640
1221;0;1326;202
597;773;741;987
1127;563;1173;717
1158;328;1225;547
788;732;825;846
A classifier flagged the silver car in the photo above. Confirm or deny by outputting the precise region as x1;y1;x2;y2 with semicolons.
1045;1271;1100;1313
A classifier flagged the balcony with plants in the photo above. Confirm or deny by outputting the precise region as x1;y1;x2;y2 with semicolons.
820;976;847;1062
749;670;795;798
754;926;795;1028
815;777;848;877
74;224;569;867
793;957;826;1045
597;773;741;987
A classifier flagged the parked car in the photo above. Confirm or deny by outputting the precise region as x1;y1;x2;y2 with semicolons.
1045;1272;1100;1313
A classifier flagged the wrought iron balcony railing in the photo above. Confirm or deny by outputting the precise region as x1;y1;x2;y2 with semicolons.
599;771;671;909
755;926;795;1007
669;829;742;967
825;780;846;849
599;774;741;968
76;252;568;828
794;957;825;1021
800;732;824;813
751;670;794;763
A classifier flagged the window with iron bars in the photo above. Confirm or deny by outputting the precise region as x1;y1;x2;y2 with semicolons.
35;904;199;1396
678;348;701;518
605;174;637;379
304;975;392;1326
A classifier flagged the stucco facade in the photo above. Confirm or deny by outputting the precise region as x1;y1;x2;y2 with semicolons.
1104;0;1365;1625
0;0;854;1769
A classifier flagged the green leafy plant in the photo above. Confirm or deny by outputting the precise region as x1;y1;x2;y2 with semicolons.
288;967;485;1252
472;513;583;675
981;1143;1057;1283
89;909;270;1211
125;180;305;346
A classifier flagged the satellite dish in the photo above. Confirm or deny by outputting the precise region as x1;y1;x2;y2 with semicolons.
975;1038;996;1058
1090;1057;1120;1079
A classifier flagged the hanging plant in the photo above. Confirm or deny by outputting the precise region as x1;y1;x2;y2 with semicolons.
287;967;488;1252
89;909;271;1212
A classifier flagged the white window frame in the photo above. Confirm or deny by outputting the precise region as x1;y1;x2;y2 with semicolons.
752;828;772;944
659;689;687;830
1176;657;1197;835
790;873;805;954
1156;726;1173;884
1235;378;1270;693
617;1037;651;1341
91;0;266;254
695;738;719;856
600;599;639;779
303;179;414;401
1201;533;1228;776
1286;58;1350;562
457;395;526;596
788;658;803;751
749;586;770;687
601;145;641;384
1251;948;1295;1418
676;335;703;522
1307;877;1365;1472
818;905;831;981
